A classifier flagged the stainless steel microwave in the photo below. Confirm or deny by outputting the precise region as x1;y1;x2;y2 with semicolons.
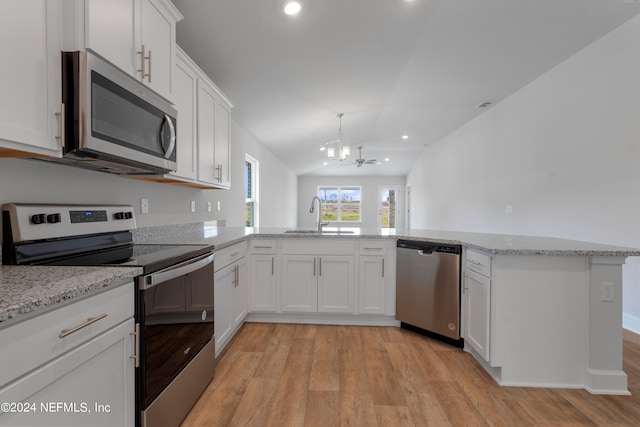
51;51;177;175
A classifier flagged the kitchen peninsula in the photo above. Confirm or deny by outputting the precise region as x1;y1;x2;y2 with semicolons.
2;224;639;396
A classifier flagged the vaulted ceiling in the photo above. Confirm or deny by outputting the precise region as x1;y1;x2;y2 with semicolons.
172;0;640;176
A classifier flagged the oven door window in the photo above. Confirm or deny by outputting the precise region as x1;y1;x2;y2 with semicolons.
141;262;213;407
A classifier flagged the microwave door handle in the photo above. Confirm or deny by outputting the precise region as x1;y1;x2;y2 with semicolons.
162;114;176;159
140;252;214;290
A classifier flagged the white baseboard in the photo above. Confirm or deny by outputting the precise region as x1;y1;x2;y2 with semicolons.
623;312;640;334
585;369;630;395
245;312;400;327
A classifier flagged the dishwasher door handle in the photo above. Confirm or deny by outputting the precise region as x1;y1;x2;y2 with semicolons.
417;249;434;256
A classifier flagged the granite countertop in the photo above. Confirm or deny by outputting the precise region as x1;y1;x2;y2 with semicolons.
137;224;640;257
0;265;142;326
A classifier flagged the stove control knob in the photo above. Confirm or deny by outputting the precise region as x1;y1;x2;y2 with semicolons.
115;211;134;220
31;213;47;224
47;213;62;224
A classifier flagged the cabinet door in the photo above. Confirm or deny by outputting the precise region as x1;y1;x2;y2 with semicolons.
197;81;216;184
318;256;354;313
171;52;198;180
0;320;135;427
359;256;386;314
250;254;277;312
466;269;491;361
214;98;231;187
139;0;174;100
231;259;248;325
281;255;317;312
0;0;62;156
214;264;233;353
85;0;137;76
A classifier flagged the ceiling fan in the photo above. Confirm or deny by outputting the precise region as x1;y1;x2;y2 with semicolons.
341;146;381;167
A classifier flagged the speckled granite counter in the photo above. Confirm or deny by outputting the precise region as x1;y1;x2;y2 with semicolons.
0;265;141;325
135;223;640;257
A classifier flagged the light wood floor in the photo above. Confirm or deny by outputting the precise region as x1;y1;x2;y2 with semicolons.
181;324;640;426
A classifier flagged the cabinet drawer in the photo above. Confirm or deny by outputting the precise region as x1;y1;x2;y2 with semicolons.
359;241;386;255
466;249;491;277
0;282;134;387
250;239;277;254
215;241;247;271
281;239;355;255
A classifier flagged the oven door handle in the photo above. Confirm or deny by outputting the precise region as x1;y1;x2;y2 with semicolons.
139;252;214;290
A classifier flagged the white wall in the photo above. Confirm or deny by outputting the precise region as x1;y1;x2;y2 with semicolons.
406;15;640;333
297;175;406;230
0;120;297;231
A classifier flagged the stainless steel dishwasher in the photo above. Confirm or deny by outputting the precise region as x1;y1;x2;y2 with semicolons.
396;240;463;347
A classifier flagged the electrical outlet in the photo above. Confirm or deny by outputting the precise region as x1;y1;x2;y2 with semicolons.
190;200;196;213
207;202;212;212
217;201;221;212
140;198;149;214
602;282;614;302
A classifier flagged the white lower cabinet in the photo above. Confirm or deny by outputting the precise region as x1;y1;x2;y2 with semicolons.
0;283;135;427
214;243;247;356
249;240;278;312
464;249;492;362
358;240;394;315
282;255;355;313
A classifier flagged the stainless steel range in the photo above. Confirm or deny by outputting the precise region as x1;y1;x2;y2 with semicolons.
2;203;216;427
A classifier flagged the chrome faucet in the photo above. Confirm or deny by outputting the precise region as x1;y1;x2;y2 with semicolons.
309;196;329;232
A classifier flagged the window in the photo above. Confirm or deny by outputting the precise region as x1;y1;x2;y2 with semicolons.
245;155;258;227
317;186;361;222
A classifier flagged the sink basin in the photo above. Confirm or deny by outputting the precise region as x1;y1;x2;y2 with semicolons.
283;229;355;235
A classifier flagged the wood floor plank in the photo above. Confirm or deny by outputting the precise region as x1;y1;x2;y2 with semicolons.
265;336;315;427
339;348;379;426
375;405;416;427
303;391;340;427
227;378;279;427
252;323;295;379
309;325;340;391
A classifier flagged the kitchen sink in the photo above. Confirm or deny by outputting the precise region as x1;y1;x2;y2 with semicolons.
283;229;355;235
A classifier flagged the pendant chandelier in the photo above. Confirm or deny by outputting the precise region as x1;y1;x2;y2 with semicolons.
327;113;350;161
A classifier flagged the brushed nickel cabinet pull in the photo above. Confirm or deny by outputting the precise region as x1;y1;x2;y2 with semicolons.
55;103;65;147
382;258;385;277
59;313;107;338
138;45;151;81
253;246;273;249
147;49;152;82
130;323;140;368
271;256;275;275
313;257;316;276
319;257;322;276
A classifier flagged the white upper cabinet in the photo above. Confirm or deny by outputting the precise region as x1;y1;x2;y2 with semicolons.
0;0;62;157
171;49;198;180
68;0;182;101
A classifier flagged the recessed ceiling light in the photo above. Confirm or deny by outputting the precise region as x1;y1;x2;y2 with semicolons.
384;158;390;162
284;1;302;15
401;134;409;140
323;162;328;166
320;146;326;151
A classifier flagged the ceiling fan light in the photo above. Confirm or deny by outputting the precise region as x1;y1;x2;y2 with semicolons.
327;146;336;159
